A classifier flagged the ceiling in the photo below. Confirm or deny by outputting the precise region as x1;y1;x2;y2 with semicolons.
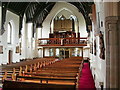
1;1;94;33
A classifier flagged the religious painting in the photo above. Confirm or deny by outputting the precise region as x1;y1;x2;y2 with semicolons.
90;43;93;54
0;46;3;54
99;31;105;59
16;46;20;53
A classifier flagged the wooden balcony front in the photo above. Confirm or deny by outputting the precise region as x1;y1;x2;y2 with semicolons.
38;37;87;47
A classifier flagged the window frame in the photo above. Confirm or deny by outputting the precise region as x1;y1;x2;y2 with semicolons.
7;22;12;44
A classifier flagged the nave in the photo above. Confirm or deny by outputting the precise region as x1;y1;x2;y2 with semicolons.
0;1;120;89
0;57;95;89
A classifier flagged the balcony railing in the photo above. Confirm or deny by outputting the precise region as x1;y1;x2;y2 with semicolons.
38;37;87;46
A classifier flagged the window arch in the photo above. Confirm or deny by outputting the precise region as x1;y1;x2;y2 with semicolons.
7;22;12;44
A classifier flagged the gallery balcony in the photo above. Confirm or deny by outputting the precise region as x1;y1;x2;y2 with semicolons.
38;37;87;47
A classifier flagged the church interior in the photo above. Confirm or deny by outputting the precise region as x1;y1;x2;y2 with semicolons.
0;0;120;89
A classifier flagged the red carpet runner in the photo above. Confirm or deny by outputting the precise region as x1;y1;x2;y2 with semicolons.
78;63;96;90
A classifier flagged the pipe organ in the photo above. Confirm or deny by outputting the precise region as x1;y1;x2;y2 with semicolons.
54;19;72;31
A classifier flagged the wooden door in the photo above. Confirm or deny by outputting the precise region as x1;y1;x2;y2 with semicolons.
8;50;12;64
65;51;69;58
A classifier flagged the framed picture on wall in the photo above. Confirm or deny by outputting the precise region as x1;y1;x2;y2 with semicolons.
99;31;105;59
90;43;93;54
0;46;3;54
16;46;20;53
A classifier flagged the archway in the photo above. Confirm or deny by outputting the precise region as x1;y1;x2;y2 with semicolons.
42;2;87;38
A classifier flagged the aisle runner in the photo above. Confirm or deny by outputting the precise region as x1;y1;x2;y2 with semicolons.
79;63;96;90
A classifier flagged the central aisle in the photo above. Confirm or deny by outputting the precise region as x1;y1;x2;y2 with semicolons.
79;63;96;90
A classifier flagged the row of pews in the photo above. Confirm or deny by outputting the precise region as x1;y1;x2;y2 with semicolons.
2;57;84;89
0;58;55;87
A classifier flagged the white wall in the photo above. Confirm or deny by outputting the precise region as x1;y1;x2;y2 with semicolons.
42;2;88;38
21;16;27;59
89;2;106;88
83;48;90;57
56;9;72;19
0;36;2;65
0;5;1;30
0;10;20;65
0;5;2;64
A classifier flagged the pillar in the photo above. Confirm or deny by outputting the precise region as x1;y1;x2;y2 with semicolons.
105;2;120;88
75;19;78;37
118;2;120;88
33;28;38;58
0;2;2;30
36;27;42;57
37;27;42;39
105;16;120;88
26;23;33;59
21;17;27;59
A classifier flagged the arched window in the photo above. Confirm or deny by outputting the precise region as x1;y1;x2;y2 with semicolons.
7;22;12;44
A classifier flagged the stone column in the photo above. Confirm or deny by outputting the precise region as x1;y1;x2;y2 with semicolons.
34;29;38;58
105;16;120;88
118;2;120;89
21;18;27;59
118;1;120;89
26;23;33;59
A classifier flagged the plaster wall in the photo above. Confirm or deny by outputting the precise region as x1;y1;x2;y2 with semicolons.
89;2;106;88
0;10;20;64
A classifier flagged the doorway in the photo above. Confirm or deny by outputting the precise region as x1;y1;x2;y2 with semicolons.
8;50;12;64
59;49;69;59
65;50;69;58
59;50;64;59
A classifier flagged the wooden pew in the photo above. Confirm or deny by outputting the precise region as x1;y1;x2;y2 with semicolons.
2;58;56;82
2;68;19;82
2;57;83;89
16;75;77;84
24;72;77;78
3;80;76;89
18;58;83;88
